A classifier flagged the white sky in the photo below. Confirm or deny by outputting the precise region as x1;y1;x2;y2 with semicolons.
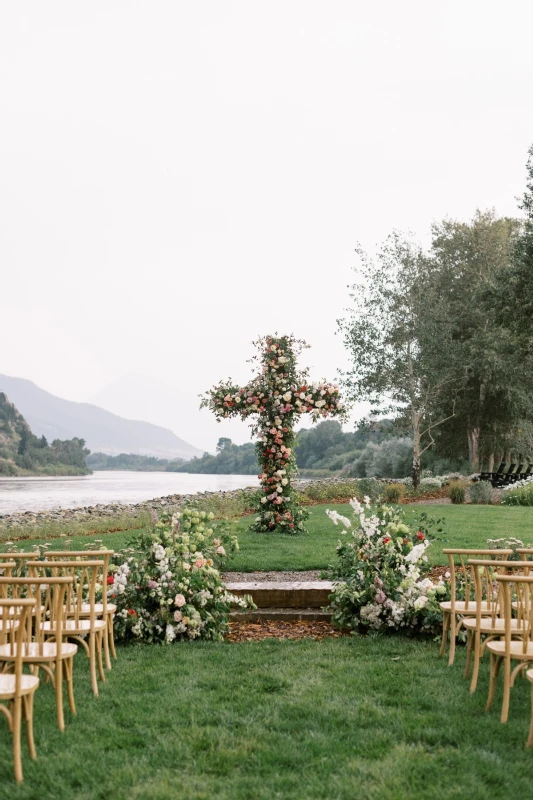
1;1;532;453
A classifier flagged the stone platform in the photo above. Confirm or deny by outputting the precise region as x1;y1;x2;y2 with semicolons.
226;578;335;622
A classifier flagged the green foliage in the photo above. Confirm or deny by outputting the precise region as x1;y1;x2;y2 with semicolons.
501;480;533;507
448;481;466;504
111;507;253;643
0;392;90;475
87;452;184;471
383;483;406;503
469;481;493;505
327;501;447;634
171;440;259;474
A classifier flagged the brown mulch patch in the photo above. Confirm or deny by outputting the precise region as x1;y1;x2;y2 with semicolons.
226;620;349;643
427;565;449;581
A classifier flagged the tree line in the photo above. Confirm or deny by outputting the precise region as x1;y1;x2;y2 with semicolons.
338;145;533;487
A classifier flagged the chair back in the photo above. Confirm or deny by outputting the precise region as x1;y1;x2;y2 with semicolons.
0;553;39;578
0;599;36;691
516;549;533;561
494;574;533;656
0;577;73;655
30;561;104;628
442;549;513;613
45;551;113;618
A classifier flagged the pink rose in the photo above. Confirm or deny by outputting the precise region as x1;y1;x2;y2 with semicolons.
174;610;183;622
174;594;186;607
216;546;226;556
194;558;207;568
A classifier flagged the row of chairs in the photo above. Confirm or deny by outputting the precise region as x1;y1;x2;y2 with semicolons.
0;549;117;782
440;547;533;746
477;463;533;487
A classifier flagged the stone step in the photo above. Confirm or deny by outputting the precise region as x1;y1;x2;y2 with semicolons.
225;580;334;609
230;607;333;622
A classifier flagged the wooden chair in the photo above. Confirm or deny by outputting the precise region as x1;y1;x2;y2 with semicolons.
486;573;533;723
45;550;116;669
0;553;39;578
31;561;107;697
526;667;533;747
464;560;531;693
439;549;513;665
0;577;77;732
0;598;39;783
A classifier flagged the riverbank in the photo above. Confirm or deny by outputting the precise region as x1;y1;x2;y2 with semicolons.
0;476;362;532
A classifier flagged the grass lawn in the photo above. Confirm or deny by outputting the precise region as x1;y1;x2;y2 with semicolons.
5;504;533;572
1;636;532;799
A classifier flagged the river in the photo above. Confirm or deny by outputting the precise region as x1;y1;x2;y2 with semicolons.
0;472;258;515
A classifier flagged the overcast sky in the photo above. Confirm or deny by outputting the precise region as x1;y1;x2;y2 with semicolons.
1;1;532;453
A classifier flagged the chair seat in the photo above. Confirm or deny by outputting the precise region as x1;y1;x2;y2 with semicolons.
0;673;39;698
0;641;78;661
41;619;106;634
463;617;526;634
526;668;533;684
79;603;117;615
486;640;533;659
439;600;493;615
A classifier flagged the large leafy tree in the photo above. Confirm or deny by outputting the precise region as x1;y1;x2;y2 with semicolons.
493;144;533;346
427;210;526;471
338;234;459;488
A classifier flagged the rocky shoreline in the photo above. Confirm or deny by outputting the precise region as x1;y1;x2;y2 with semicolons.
0;476;361;530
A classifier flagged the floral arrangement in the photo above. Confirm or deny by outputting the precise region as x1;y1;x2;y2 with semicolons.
201;334;347;533
327;498;447;634
109;506;254;643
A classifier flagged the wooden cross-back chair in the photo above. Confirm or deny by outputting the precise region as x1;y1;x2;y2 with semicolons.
486;573;533;723
0;576;77;732
45;550;116;669
30;560;107;697
0;553;39;578
439;549;513;665
463;560;532;693
0;598;39;783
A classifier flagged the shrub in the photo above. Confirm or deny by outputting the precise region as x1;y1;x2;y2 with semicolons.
448;481;466;504
326;499;447;634
501;476;533;506
419;477;442;490
469;481;493;505
383;483;406;504
110;505;254;643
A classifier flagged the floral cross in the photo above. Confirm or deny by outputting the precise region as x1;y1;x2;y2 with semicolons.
201;334;346;533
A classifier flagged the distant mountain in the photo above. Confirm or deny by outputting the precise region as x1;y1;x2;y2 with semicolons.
0;375;203;461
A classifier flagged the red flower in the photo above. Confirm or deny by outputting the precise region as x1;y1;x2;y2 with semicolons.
128;609;137;617
416;532;425;541
383;537;391;544
107;576;114;585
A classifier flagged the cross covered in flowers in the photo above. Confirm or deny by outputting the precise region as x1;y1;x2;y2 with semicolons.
201;335;346;533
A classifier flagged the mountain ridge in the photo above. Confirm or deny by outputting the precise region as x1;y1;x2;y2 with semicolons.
0;374;203;460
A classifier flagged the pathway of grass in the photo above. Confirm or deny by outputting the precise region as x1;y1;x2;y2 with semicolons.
1;636;532;800
4;505;533;572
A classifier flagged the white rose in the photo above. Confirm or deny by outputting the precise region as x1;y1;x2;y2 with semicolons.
235;396;241;403
283;392;292;402
261;497;267;504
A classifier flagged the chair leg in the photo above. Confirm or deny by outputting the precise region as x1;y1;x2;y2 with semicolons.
23;693;36;761
55;658;65;732
464;630;473;678
487;653;499;711
103;619;111;671
439;613;449;657
470;630;482;694
65;658;76;715
501;658;511;723
448;614;457;666
89;633;98;697
12;696;23;783
527;683;533;748
97;631;106;683
109;614;117;660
